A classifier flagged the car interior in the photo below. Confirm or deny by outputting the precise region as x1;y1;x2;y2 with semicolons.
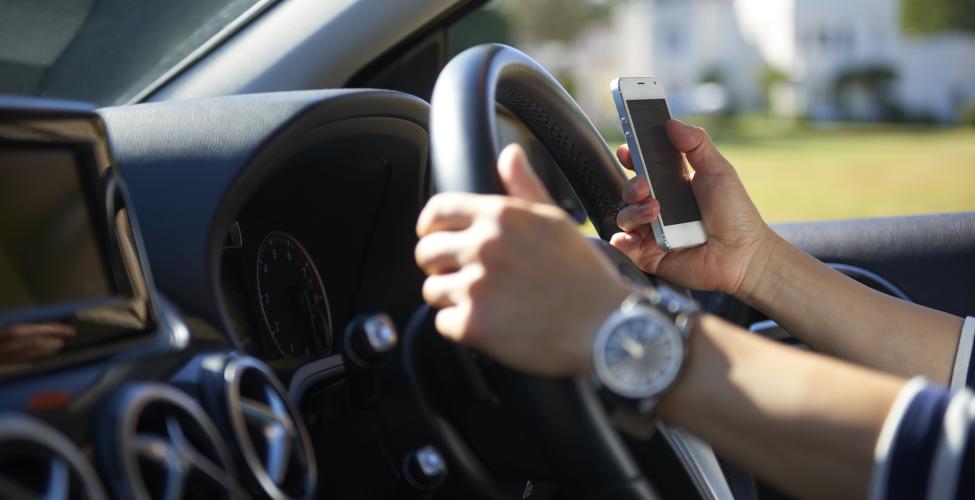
1;1;973;499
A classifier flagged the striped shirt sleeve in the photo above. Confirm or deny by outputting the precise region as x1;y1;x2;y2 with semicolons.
869;377;975;500
950;317;975;391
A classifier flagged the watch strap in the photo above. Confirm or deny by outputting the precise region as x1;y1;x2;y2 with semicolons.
599;390;658;439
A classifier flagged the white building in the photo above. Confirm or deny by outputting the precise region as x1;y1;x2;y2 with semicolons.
520;0;975;125
737;0;975;121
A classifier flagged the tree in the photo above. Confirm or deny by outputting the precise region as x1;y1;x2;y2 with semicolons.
448;5;512;56
758;64;788;109
497;0;624;43
902;0;975;35
832;65;900;121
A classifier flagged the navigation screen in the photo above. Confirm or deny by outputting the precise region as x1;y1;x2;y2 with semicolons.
0;147;114;312
626;99;701;225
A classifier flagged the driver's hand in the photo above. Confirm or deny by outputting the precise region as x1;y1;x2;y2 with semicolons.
611;120;774;298
416;144;630;377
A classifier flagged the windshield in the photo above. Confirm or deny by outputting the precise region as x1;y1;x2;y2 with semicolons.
0;0;270;106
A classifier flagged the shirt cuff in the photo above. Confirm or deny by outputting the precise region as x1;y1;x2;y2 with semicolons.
869;377;928;500
950;317;975;391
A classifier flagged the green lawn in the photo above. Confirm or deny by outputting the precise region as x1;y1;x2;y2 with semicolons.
606;118;975;223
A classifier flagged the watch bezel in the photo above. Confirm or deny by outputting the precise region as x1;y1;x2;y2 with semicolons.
593;304;686;400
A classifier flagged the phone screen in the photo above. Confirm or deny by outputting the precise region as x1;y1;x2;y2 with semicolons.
626;99;701;226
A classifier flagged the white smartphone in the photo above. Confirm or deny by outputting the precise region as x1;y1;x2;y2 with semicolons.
611;77;708;251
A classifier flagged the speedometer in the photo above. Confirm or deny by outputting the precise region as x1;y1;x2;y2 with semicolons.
255;231;333;357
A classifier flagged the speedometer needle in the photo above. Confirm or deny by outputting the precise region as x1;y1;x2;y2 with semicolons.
300;289;323;353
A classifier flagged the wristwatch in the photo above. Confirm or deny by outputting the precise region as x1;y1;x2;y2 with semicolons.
592;285;699;437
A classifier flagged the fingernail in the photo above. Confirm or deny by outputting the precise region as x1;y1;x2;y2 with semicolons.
670;118;692;128
498;143;520;164
625;181;646;201
641;202;655;217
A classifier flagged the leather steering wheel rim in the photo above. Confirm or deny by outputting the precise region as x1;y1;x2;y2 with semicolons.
430;44;628;239
426;43;657;500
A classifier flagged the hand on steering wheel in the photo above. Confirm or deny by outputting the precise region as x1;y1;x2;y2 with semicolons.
419;43;723;500
611;120;774;299
416;144;630;377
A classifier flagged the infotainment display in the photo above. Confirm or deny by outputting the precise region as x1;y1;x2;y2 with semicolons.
0;147;115;311
0;103;156;374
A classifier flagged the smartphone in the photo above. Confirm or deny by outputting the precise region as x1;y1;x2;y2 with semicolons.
611;77;707;251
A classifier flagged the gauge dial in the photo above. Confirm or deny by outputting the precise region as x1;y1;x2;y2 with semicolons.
255;231;333;357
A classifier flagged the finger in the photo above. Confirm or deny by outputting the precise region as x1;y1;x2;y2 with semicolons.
497;144;555;205
422;271;469;309
435;302;473;343
0;336;65;361
415;230;475;275
22;336;66;359
610;231;666;272
616;144;634;171
622;176;650;204
609;231;642;255
2;323;76;339
616;199;660;232
416;192;478;237
665;119;734;175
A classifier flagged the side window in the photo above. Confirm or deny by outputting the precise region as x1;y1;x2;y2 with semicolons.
448;0;975;222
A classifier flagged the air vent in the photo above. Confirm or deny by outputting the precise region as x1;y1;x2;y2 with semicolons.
209;356;317;500
97;383;240;500
0;413;108;500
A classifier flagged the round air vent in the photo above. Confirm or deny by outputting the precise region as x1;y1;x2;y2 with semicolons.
208;356;317;500
0;413;108;500
98;383;240;500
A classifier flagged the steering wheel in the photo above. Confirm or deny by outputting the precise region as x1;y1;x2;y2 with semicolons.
410;43;731;500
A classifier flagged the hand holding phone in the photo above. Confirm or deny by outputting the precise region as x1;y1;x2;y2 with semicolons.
611;77;708;251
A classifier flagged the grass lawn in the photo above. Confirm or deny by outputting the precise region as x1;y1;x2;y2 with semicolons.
606;118;975;223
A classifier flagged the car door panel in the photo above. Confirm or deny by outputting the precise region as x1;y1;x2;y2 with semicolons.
772;212;975;317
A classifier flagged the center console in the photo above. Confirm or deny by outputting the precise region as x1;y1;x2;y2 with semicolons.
0;97;316;500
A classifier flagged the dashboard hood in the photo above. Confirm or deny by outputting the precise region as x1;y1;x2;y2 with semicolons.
100;89;429;331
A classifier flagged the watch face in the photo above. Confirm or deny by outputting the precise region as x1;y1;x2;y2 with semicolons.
595;307;684;399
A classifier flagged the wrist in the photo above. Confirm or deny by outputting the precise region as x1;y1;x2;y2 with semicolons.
733;229;788;307
574;279;631;376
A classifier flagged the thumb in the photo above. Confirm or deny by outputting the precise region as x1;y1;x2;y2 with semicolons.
665;119;734;175
498;143;555;205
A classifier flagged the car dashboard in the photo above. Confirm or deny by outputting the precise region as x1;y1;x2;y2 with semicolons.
219;145;422;364
0;89;437;499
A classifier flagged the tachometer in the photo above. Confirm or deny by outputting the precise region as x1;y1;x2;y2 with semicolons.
255;231;333;357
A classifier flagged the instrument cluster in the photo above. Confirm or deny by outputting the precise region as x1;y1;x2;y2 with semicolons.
221;223;334;360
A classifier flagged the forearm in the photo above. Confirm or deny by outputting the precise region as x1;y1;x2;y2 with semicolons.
739;232;963;383
657;315;904;500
